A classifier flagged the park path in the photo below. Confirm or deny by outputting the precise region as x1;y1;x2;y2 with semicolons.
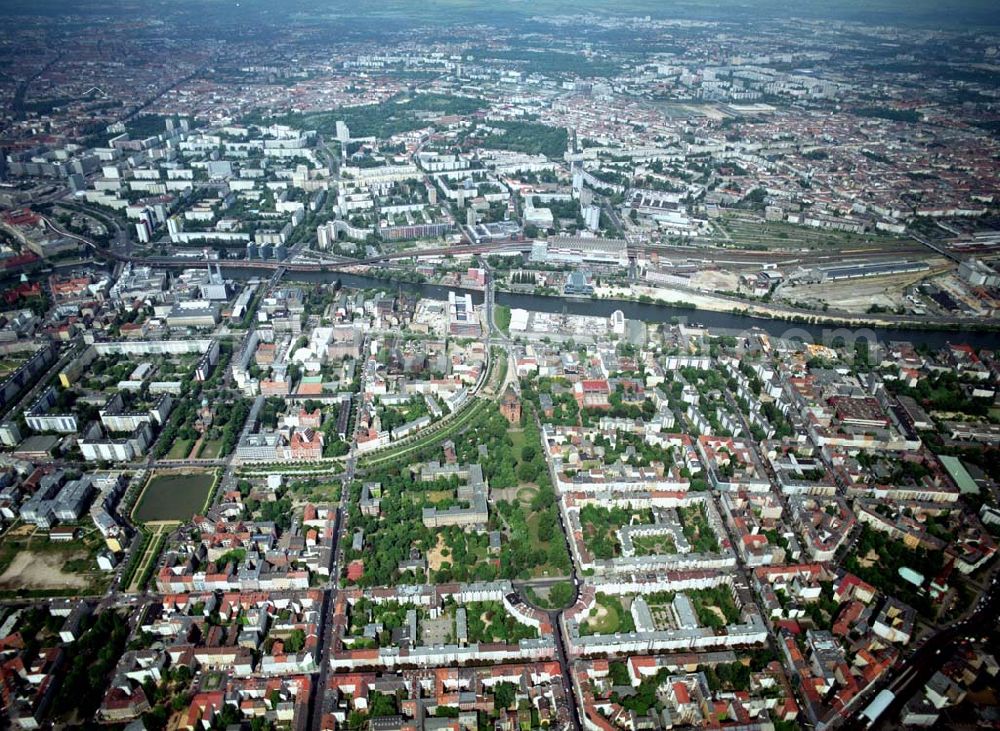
127;524;168;592
187;435;204;459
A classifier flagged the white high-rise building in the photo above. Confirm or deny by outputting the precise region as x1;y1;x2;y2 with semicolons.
610;310;626;336
336;120;350;143
317;222;333;249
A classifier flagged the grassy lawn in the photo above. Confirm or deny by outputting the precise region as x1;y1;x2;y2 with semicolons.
525;514;548;556
408;489;454;504
632;533;677;555
166;439;193;459
516;486;538;504
494;304;511;335
199;439;225;459
580;593;634;636
508;428;526;451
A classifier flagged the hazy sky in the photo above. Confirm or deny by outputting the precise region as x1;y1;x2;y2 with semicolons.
0;0;996;28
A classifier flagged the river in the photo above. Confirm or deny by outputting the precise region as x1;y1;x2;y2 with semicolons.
222;267;1000;350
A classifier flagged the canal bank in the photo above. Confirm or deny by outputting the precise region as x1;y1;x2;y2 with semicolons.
221;267;1000;350
590;282;1000;333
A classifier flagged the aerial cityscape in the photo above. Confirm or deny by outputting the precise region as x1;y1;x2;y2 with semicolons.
0;0;998;729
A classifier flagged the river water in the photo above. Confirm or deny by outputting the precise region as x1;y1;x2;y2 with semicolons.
222;267;1000;350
